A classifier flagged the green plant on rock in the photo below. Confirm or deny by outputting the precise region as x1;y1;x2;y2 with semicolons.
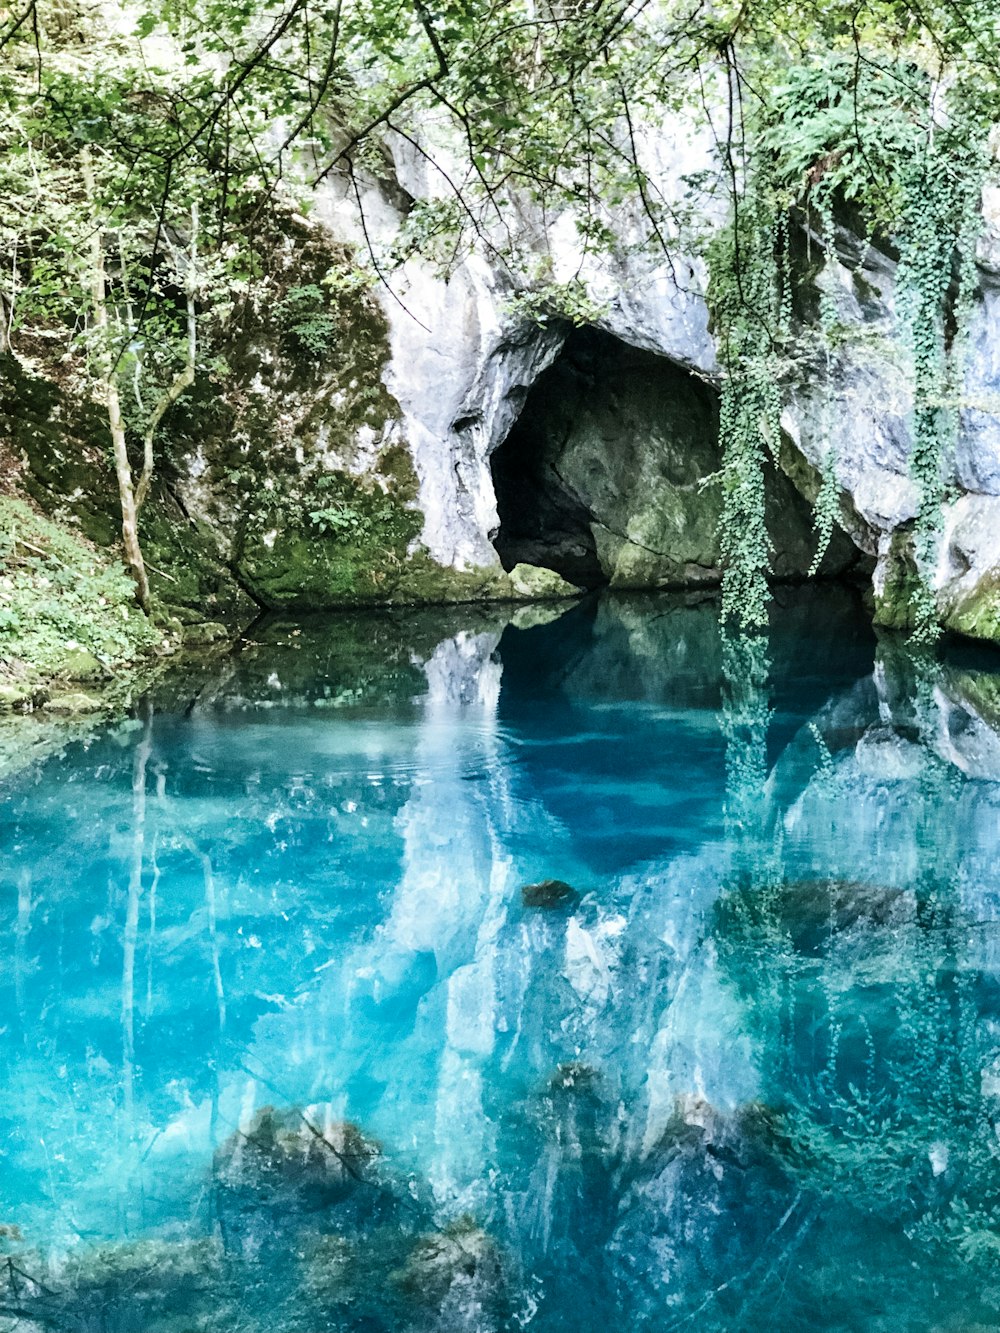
0;497;160;690
504;279;612;330
275;283;339;360
710;183;784;631
895;142;986;641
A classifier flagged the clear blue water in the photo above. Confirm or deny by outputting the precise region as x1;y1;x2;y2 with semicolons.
3;589;1000;1330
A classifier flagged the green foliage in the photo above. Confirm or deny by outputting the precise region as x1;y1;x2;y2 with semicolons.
0;498;160;683
275;283;339;360
808;196;841;576
504;280;612;329
757;54;932;221
710;32;993;634
710;187;783;630
895;144;986;641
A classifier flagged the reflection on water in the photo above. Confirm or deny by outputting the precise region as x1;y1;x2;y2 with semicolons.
3;590;1000;1329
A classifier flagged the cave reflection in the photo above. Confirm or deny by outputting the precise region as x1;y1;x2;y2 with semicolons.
1;592;1000;1330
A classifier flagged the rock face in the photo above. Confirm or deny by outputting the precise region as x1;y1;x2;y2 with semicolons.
779;205;1000;638
300;114;1000;636
7;102;1000;634
491;326;855;588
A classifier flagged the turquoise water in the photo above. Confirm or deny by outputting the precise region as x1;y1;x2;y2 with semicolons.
3;590;1000;1330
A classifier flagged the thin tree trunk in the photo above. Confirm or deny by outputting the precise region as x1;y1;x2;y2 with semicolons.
81;148;152;613
135;201;198;512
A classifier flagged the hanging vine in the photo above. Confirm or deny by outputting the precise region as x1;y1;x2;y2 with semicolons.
808;189;841;577
895;142;986;641
708;43;991;640
710;180;784;631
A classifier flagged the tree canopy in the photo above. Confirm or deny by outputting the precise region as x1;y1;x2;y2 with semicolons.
1;0;999;623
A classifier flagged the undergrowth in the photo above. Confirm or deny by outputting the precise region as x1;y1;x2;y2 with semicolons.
0;498;160;691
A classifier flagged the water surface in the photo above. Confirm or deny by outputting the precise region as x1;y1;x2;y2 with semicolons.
3;590;1000;1331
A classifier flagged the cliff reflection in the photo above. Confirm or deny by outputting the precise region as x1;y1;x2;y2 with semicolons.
2;593;1000;1330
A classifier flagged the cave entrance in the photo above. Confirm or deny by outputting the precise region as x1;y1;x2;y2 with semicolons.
489;324;721;590
491;323;861;593
490;326;606;588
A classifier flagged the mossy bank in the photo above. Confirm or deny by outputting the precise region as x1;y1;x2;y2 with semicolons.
0;497;164;712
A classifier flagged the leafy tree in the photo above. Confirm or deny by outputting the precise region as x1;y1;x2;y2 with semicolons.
2;0;999;621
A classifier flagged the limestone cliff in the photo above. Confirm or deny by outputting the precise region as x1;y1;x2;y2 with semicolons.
5;103;1000;642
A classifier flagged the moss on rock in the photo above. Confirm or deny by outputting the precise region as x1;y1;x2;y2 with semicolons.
944;570;1000;643
0;497;161;699
508;563;582;599
873;531;922;631
234;465;425;608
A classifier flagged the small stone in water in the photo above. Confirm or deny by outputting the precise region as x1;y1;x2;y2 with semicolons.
520;878;579;909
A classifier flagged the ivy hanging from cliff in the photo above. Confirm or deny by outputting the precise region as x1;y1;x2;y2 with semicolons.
807;191;842;577
710;181;784;631
708;32;995;640
895;142;986;641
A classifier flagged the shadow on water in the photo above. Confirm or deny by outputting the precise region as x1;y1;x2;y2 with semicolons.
3;587;1000;1330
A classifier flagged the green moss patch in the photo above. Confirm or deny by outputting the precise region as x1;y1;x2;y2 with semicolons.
873;531;922;632
945;571;1000;643
0;497;160;699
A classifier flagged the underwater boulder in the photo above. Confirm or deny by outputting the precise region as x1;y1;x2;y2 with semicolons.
391;1217;506;1330
214;1105;379;1195
297;1218;505;1332
212;1106;387;1254
520;879;580;910
609;1095;798;1326
717;877;915;962
55;1238;221;1333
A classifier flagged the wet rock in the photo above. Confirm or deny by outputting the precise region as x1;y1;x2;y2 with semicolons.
0;683;30;710
42;690;103;714
520;878;580;910
507;563;582;601
392;1217;505;1319
180;620;230;645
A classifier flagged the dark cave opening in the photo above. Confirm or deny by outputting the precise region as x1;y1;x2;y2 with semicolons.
490;324;862;592
490;326;608;588
489;324;721;589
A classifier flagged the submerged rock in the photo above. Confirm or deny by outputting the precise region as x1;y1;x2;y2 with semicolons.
212;1106;388;1255
610;1095;798;1326
773;879;913;952
58;1238;221;1332
520;878;580;910
214;1106;380;1199
391;1217;503;1308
